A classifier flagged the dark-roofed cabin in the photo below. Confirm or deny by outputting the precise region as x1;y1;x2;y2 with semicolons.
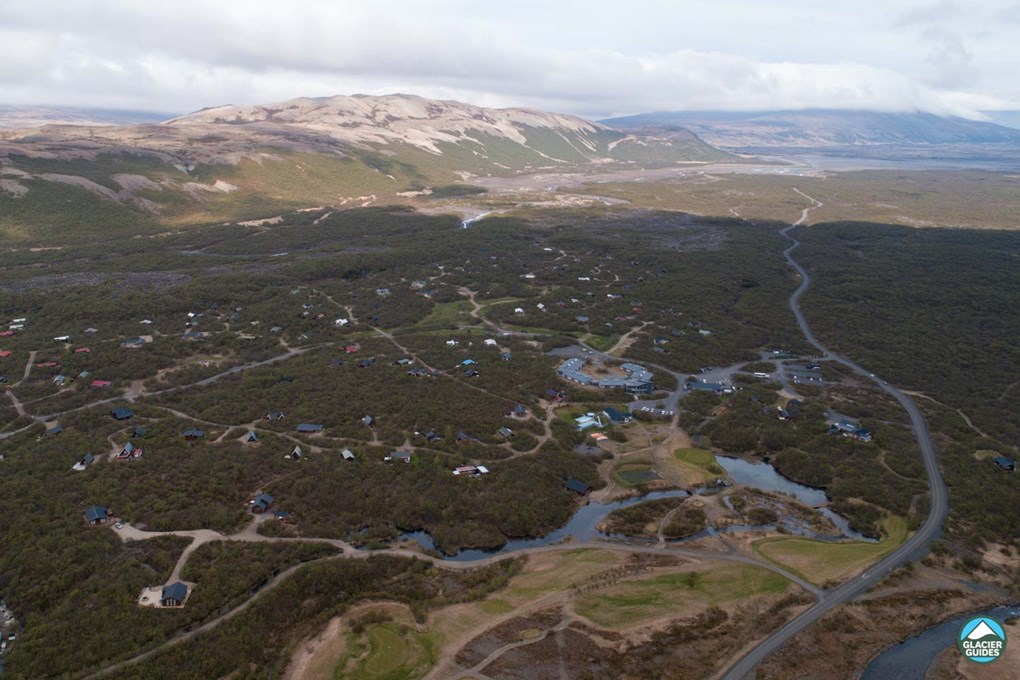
183;428;205;441
83;505;109;525
994;456;1016;472
603;407;632;423
296;423;324;433
564;479;591;496
45;423;64;436
266;411;285;421
160;582;189;608
111;407;134;420
250;492;274;513
244;430;259;443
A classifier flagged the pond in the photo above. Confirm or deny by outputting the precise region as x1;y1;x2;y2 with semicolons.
397;489;690;561
861;605;1020;679
714;455;874;541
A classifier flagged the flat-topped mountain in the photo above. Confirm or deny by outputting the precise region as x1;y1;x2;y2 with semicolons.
601;109;1020;150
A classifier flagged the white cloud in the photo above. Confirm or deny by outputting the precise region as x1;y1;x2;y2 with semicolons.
0;1;1015;117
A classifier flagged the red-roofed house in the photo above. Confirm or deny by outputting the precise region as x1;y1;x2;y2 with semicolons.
0;350;11;358
74;347;91;354
91;380;112;388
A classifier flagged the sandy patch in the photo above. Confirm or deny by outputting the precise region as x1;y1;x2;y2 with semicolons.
0;178;28;197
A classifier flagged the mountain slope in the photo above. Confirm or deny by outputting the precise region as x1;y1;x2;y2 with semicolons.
601;109;1020;148
0;94;731;237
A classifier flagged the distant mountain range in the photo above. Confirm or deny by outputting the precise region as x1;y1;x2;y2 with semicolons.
0;94;732;224
601;109;1020;150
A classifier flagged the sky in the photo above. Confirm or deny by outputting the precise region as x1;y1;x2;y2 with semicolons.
1;0;1018;119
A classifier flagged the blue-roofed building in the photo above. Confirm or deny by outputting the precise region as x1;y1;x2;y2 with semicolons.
603;407;632;423
83;505;108;525
250;492;274;513
183;428;205;440
296;423;324;433
160;582;189;607
111;407;134;420
564;478;591;495
994;456;1016;472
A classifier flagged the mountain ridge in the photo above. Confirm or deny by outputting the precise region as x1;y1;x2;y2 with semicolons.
600;109;1020;148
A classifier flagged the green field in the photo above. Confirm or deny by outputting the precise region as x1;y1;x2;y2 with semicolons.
614;467;661;485
339;622;436;680
674;448;724;473
573;563;790;629
753;516;909;586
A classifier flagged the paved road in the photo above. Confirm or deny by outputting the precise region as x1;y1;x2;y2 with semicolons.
720;195;950;679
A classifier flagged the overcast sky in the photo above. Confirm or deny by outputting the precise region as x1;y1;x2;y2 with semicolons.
1;0;1017;119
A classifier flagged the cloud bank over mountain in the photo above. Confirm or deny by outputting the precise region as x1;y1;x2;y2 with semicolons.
0;0;1016;118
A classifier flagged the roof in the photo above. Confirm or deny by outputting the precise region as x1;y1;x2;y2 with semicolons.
296;423;324;432
83;505;108;522
161;582;188;602
111;408;134;419
994;456;1015;467
564;479;591;494
183;428;205;438
253;492;274;510
341;449;356;460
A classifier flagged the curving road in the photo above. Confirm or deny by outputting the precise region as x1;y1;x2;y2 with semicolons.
720;193;950;679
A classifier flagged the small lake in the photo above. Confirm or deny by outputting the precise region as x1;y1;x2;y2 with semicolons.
714;455;874;542
861;605;1020;679
398;489;690;561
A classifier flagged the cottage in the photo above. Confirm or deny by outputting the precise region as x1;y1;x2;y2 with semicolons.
244;431;259;444
111;407;134;420
341;449;356;461
53;375;66;386
564;479;591;496
72;453;95;471
456;431;475;444
362;415;376;428
121;337;146;349
118;442;142;459
498;426;514;439
250;492;274;513
296;423;324;433
83;505;109;525
45;423;64;436
385;451;412;463
994;456;1016;472
425;431;441;444
90;380;112;389
358;358;375;368
344;343;361;353
266;411;285;421
132;426;149;438
183;428;205;441
160;582;189;608
484;339;498;347
0;350;11;358
501;351;512;361
53;335;71;343
335;318;350;327
464;369;480;378
74;347;91;354
574;413;603;431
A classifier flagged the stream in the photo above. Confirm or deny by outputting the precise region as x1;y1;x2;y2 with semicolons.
861;605;1020;679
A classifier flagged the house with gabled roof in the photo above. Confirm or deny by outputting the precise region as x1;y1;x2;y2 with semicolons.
244;431;259;444
296;423;324;433
250;492;274;513
111;407;134;420
183;428;205;440
160;582;189;608
83;505;109;525
266;411;285;421
385;450;412;463
340;449;356;461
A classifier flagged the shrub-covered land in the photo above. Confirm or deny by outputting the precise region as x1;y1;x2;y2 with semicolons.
794;222;1020;546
